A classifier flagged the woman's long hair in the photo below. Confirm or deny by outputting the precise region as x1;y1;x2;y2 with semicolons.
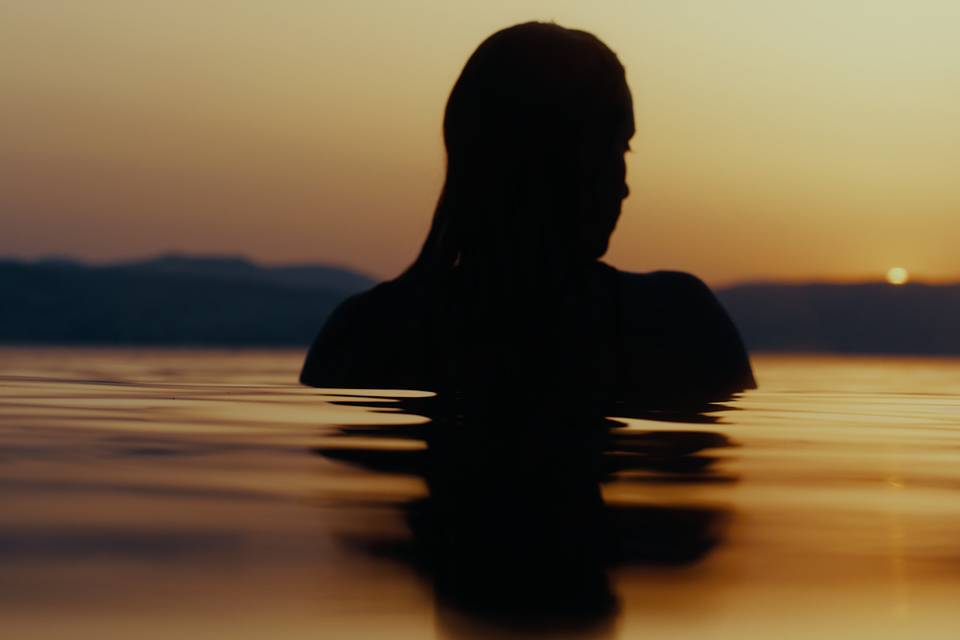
405;22;632;291
401;22;633;388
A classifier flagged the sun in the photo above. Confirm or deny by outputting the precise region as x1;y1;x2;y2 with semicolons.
886;267;909;285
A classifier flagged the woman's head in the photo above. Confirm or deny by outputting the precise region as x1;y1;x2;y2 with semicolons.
410;22;634;282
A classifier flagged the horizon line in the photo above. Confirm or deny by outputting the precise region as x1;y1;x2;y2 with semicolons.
3;251;958;289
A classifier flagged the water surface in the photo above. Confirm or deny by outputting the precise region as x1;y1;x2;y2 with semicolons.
2;348;960;639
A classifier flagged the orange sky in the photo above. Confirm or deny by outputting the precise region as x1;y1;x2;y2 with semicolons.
3;1;960;285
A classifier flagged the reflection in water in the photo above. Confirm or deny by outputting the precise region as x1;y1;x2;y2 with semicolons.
314;392;737;636
6;352;960;637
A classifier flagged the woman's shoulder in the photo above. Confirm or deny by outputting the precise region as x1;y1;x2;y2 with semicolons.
617;269;732;321
619;269;713;299
299;279;417;387
615;268;756;396
325;279;408;323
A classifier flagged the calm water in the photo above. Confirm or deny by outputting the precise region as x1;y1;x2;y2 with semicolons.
2;347;960;639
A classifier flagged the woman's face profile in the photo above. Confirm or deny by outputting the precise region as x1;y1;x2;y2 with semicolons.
581;100;634;260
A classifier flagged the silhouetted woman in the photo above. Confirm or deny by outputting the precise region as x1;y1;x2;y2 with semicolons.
301;22;755;400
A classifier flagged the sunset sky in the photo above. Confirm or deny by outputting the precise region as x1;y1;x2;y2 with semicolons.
3;1;960;285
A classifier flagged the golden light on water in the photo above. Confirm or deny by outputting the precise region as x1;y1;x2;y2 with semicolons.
887;267;909;285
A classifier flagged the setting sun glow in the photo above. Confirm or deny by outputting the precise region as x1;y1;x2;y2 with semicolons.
3;3;960;285
886;267;909;285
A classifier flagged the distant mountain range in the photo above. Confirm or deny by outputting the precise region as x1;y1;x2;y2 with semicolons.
716;281;960;355
0;254;375;346
1;255;958;354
